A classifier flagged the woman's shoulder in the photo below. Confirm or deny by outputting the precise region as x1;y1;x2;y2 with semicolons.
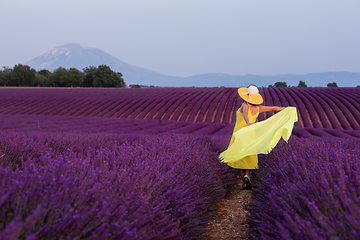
241;102;248;108
239;102;247;111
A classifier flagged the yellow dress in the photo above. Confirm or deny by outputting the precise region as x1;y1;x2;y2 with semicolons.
226;107;260;169
220;107;298;168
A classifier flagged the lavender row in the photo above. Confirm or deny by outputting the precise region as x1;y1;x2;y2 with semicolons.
213;88;234;123
286;88;313;128
295;89;332;128
0;131;237;239
195;88;222;122
1;114;360;138
145;91;183;120
289;88;323;128
177;90;208;121
249;137;360;239
221;90;238;124
145;92;182;120
308;89;352;129
292;127;360;138
302;89;342;129
185;89;214;122
275;88;301;127
318;89;360;130
262;87;275;119
1;87;359;128
160;92;193;121
202;88;227;122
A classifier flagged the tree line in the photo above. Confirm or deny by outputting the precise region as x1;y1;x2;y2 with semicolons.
1;65;358;88
0;64;125;88
269;80;341;88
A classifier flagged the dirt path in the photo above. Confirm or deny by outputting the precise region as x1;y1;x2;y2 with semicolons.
206;176;252;239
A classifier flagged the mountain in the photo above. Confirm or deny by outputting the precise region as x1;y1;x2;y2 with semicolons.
26;43;360;87
26;43;181;86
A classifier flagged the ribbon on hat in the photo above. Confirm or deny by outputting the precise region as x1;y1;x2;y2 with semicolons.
241;91;252;103
241;85;259;103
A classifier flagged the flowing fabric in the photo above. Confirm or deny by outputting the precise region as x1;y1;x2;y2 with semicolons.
220;107;298;164
226;106;260;169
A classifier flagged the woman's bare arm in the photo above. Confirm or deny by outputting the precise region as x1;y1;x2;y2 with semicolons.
241;102;252;125
258;105;286;113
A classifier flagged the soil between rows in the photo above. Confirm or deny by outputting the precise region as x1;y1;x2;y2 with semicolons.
206;176;252;239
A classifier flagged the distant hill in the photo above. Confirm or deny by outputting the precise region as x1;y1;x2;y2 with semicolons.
187;72;360;88
26;43;360;87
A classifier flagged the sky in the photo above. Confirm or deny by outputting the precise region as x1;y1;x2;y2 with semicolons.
0;0;360;77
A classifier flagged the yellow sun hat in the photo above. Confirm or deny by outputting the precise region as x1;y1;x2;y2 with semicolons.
238;85;263;105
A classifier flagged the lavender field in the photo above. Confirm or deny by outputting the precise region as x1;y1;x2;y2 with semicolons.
250;137;360;239
1;87;360;137
0;87;360;239
0;131;236;239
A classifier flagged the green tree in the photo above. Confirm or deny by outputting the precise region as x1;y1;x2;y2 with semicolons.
83;66;96;87
11;64;37;86
37;69;52;87
273;81;287;87
0;70;4;86
67;68;84;87
34;73;46;87
297;80;307;87
327;82;338;87
38;69;51;78
48;67;67;87
1;67;12;86
117;72;125;87
93;65;125;87
49;67;84;87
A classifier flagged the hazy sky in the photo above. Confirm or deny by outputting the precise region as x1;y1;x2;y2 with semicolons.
1;0;359;77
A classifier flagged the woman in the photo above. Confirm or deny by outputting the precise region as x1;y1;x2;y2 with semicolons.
220;85;297;190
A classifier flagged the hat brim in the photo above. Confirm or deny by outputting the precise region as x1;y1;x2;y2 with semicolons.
238;87;263;105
